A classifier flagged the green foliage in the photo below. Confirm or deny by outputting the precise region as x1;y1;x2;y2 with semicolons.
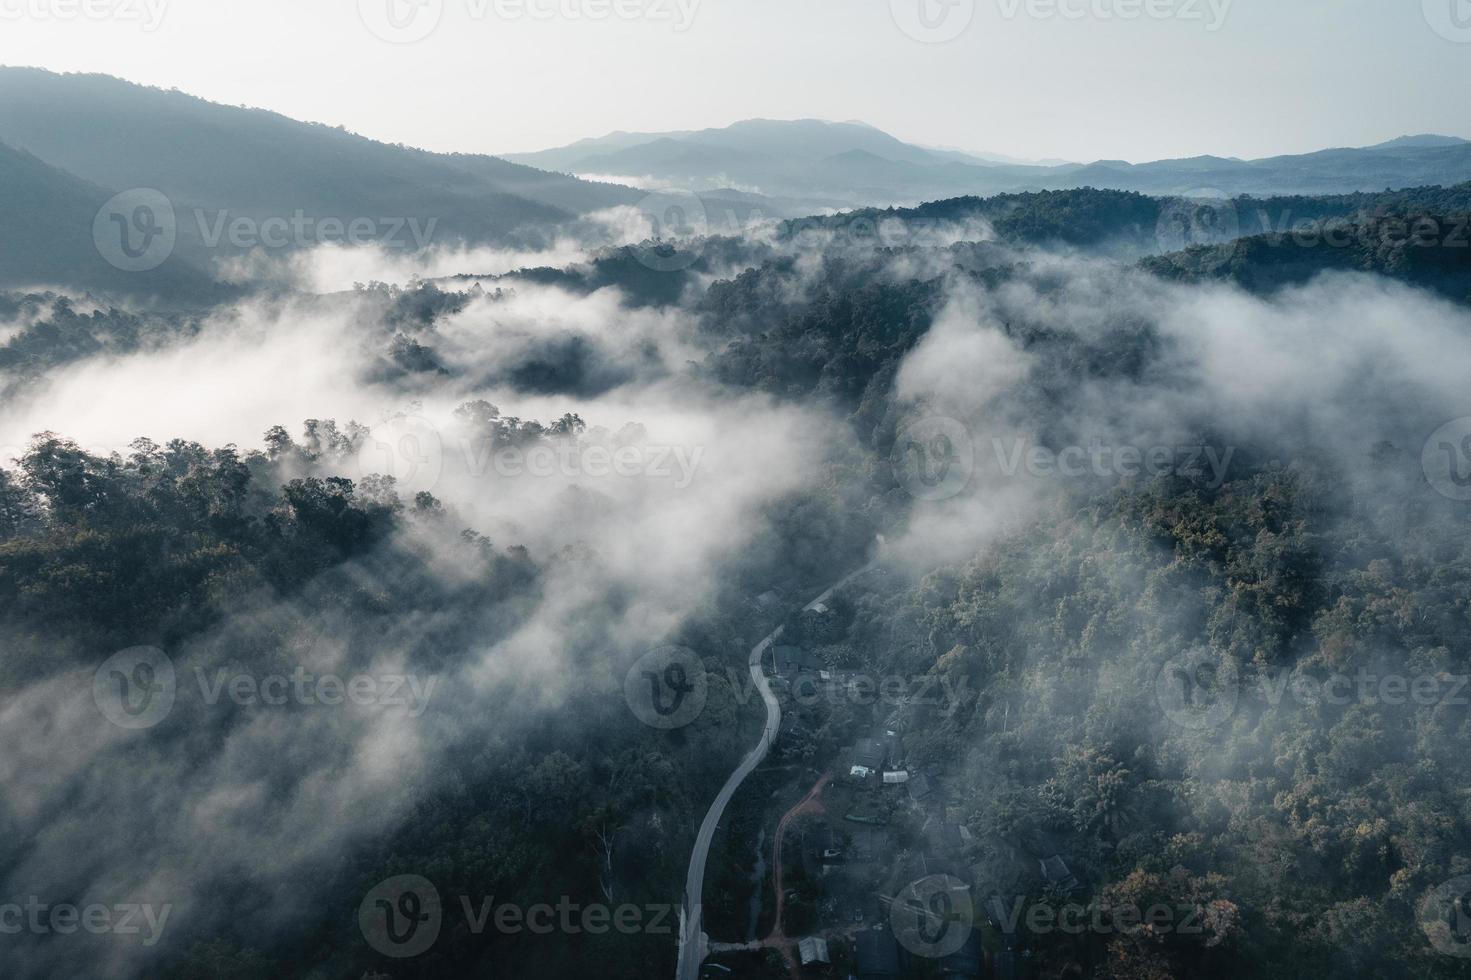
833;455;1471;978
1143;211;1471;304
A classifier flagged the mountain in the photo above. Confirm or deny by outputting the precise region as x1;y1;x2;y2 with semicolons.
1368;134;1470;150
0;68;641;253
507;118;1471;209
506;118;1035;205
511;119;941;172
0;138;219;300
915;143;1075;167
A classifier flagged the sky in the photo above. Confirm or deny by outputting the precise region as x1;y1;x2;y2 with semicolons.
0;0;1468;163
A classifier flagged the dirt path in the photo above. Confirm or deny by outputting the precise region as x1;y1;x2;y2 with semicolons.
765;771;832;979
677;560;876;980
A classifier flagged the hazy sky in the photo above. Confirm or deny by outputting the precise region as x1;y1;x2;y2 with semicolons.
1;0;1468;162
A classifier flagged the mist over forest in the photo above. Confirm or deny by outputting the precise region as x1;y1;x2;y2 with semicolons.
3;12;1471;980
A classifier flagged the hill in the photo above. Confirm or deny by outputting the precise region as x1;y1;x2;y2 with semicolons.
508;118;1471;210
0;138;220;301
0;68;641;250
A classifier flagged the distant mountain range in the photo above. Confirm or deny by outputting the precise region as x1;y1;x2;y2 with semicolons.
4;68;1471;302
0;67;642;296
507;119;1471;208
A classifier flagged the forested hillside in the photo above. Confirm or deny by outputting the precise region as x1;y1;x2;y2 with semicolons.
0;141;221;299
0;69;640;255
4;178;1471;979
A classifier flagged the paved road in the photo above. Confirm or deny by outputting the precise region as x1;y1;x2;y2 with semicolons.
676;564;874;980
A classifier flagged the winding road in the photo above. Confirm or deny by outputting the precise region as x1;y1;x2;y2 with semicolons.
676;563;875;980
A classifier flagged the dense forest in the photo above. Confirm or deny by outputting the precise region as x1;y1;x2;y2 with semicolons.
4;181;1471;978
805;448;1471;979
